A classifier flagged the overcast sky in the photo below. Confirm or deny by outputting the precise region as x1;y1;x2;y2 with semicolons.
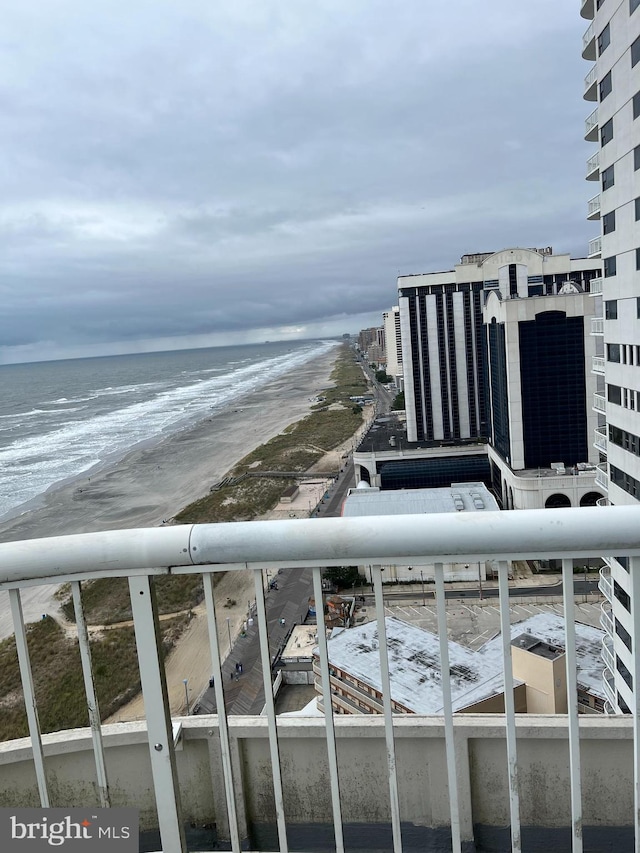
1;0;594;363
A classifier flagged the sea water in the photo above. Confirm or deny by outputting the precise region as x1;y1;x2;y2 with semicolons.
0;339;337;523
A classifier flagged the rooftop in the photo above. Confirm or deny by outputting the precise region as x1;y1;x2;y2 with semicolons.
342;482;499;517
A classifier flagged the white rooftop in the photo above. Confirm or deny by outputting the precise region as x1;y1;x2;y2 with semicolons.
341;482;499;517
324;613;605;713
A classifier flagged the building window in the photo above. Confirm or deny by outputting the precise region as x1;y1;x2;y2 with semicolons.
637;296;640;318
617;619;633;653
602;164;614;189
604;257;617;278
637;248;640;270
633;0;640;13
600;72;612;101
603;210;616;234
614;579;631;611
608;384;622;405
607;343;621;362
598;23;611;56
601;118;613;146
605;299;618;318
635;146;640;170
634;35;640;67
636;198;640;220
635;92;640;119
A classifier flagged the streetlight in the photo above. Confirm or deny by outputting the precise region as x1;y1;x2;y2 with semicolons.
419;570;426;606
226;616;232;652
478;562;483;601
183;678;190;715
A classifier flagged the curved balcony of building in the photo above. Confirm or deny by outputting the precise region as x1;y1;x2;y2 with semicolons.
581;0;595;20
602;634;616;674
582;22;596;60
593;391;606;413
600;601;614;635
588;235;602;257
587;193;601;220
598;565;612;601
596;496;610;507
586;151;600;180
584;65;598;100
595;462;609;491
592;356;605;375
594;425;608;453
591;316;604;335
585;107;599;141
603;668;617;710
589;275;603;293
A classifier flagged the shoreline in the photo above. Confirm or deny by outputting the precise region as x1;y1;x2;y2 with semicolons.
0;346;342;640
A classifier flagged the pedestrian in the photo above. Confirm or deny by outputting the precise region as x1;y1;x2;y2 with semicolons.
238;662;243;673
229;671;233;681
235;662;239;673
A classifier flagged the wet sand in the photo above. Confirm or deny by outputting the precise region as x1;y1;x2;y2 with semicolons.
0;346;339;638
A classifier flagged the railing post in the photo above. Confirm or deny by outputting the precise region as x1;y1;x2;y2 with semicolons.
128;575;186;852
434;563;461;853
498;560;521;853
561;560;583;852
312;566;345;853
71;580;110;808
9;589;49;808
372;564;403;853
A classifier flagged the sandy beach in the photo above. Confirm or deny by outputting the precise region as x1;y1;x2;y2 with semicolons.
0;346;341;639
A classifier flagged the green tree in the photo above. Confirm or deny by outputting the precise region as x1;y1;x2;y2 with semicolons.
375;369;391;383
391;391;405;410
322;566;361;589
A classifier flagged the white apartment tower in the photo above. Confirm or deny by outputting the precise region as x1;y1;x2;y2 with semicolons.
582;0;640;713
383;306;403;385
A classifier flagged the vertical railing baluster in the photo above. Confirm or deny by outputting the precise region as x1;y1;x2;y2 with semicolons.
312;566;345;853
372;564;403;853
498;559;521;853
434;562;461;853
203;571;242;852
630;556;640;853
561;559;583;852
253;568;288;853
9;588;49;807
129;575;186;852
71;580;110;808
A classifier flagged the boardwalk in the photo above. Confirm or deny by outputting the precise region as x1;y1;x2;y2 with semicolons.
196;566;314;715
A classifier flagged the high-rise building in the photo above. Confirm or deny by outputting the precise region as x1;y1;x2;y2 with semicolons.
383;307;403;386
581;0;640;714
397;248;603;509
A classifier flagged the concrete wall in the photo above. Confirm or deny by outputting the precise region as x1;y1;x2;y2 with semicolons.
0;715;635;843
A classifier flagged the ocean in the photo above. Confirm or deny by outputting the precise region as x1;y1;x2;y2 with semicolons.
0;339;338;524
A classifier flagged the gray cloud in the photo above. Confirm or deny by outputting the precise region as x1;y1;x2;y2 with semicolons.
0;0;594;362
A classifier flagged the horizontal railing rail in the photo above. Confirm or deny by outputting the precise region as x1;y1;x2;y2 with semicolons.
0;507;640;853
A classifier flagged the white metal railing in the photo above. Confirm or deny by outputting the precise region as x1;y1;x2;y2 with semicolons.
599;565;613;601
590;276;603;294
594;425;608;452
589;235;602;257
585;107;598;139
597;496;610;507
587;193;601;219
602;635;616;673
582;21;596;58
593;391;606;412
0;508;640;853
592;356;605;375
603;668;617;710
591;316;604;334
586;151;600;179
584;65;597;100
600;601;614;635
596;461;609;490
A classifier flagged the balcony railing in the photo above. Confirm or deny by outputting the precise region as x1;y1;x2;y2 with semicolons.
596;461;609;490
584;66;597;101
582;22;596;60
590;276;603;294
600;601;614;635
589;235;602;257
592;356;605;375
0;509;640;853
586;151;600;180
591;316;604;335
594;425;608;452
602;634;616;674
603;668;617;711
593;392;606;413
587;193;601;219
598;565;613;601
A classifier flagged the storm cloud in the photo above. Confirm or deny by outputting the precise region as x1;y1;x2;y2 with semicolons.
0;0;593;362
